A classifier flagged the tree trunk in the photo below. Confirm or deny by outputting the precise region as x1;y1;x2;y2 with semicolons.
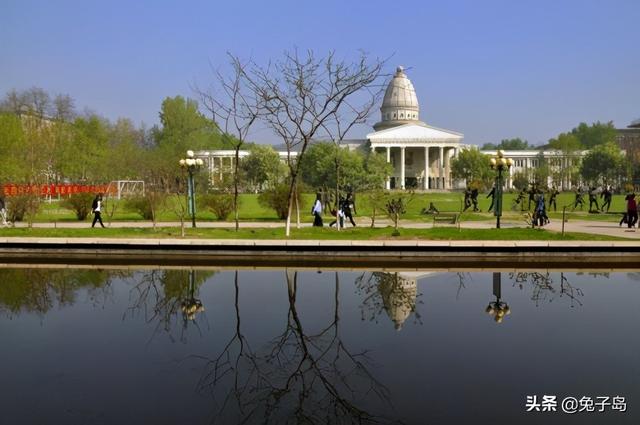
294;183;300;229
234;146;240;232
285;173;298;238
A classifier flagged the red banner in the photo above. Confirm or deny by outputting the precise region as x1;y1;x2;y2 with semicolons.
1;184;112;197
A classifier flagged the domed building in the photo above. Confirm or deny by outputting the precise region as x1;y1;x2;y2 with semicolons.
367;66;463;190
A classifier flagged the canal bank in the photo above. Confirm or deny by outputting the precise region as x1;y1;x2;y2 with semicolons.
1;238;638;268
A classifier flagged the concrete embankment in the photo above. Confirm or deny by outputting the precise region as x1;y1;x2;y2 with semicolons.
1;238;638;269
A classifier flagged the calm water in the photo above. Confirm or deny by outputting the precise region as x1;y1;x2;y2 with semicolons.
0;267;638;424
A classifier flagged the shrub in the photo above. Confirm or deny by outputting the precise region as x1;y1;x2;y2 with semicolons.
258;183;303;219
61;193;95;220
6;195;40;223
201;193;236;221
125;192;165;223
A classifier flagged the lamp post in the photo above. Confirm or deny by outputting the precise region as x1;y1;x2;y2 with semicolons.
489;150;513;229
179;150;204;228
485;272;511;324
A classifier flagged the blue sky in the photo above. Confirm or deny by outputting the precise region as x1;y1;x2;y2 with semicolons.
1;0;638;146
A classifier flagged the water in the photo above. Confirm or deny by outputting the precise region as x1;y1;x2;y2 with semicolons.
0;267;638;424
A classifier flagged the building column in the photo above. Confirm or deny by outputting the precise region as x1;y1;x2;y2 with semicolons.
423;146;429;190
400;147;406;190
444;147;452;189
438;146;444;189
385;147;391;190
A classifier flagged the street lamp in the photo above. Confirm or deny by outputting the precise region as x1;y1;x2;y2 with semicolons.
179;150;204;228
485;272;511;324
489;150;513;229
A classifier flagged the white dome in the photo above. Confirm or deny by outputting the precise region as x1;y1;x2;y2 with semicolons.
373;66;424;131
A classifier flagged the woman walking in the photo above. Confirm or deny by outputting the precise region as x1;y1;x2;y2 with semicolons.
311;193;323;227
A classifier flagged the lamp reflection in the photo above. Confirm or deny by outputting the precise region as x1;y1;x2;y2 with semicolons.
485;272;511;323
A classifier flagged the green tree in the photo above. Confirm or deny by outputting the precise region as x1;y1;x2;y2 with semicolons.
241;144;286;191
450;147;492;188
548;133;583;188
0;113;25;181
299;142;367;195
580;141;627;185
481;138;530;150
151;96;223;190
532;152;550;188
570;121;616;149
362;150;394;190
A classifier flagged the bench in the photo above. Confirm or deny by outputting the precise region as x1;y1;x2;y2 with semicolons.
433;212;459;225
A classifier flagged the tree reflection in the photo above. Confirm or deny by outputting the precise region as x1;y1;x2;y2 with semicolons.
197;270;399;425
355;272;422;330
508;272;584;307
0;268;118;317
126;269;213;342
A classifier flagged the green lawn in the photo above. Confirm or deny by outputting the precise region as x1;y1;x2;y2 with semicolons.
0;226;632;241
29;191;629;224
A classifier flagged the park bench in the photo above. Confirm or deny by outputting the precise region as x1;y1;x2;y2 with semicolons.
432;212;459;225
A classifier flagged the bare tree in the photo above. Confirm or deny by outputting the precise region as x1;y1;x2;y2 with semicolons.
196;270;398;424
251;50;386;236
52;94;76;122
197;54;262;231
320;82;384;231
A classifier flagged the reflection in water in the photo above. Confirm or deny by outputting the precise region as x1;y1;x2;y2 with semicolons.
0;268;119;317
126;269;213;342
508;272;584;307
197;270;397;424
355;272;422;330
485;272;511;323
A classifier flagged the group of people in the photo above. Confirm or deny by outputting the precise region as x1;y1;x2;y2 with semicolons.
312;190;356;228
572;186;613;213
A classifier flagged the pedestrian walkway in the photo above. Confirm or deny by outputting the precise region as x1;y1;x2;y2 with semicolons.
4;217;639;239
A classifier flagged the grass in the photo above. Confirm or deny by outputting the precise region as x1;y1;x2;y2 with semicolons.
0;226;632;241
27;191;630;224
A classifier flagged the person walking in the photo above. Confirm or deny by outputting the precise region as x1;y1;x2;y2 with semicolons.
486;185;495;212
91;194;105;228
311;193;323;227
527;184;537;211
462;187;472;212
548;186;559;212
329;199;344;228
471;187;480;212
534;191;549;226
343;192;356;227
588;187;599;212
600;186;612;212
625;193;637;230
572;188;584;211
0;196;9;226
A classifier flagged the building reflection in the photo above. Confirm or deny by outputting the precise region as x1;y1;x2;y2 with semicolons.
355;271;434;330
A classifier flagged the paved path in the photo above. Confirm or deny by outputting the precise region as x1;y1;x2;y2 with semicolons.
5;217;638;239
